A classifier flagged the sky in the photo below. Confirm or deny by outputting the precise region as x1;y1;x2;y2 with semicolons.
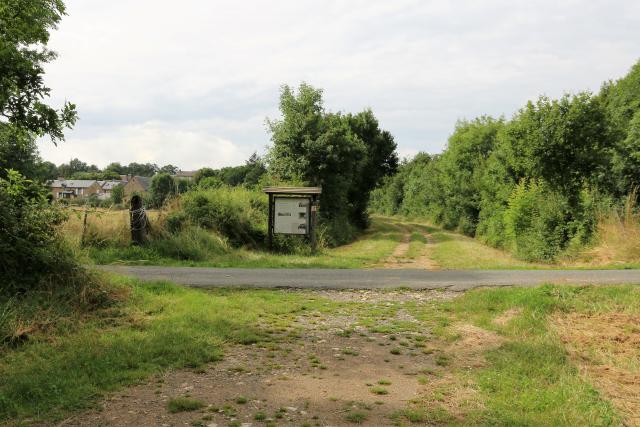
40;0;640;170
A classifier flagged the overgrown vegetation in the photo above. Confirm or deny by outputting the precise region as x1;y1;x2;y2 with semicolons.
371;60;640;262
0;0;116;361
267;83;398;245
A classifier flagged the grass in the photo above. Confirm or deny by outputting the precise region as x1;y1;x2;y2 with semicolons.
167;397;205;413
370;386;389;395
67;208;640;270
77;213;405;269
442;285;640;425
345;411;368;423
429;229;540;269
0;275;336;424
2;277;638;425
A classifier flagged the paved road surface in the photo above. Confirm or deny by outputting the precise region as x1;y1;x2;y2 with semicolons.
98;265;640;291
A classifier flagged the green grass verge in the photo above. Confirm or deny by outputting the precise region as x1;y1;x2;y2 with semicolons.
0;276;329;424
86;217;405;269
444;285;640;425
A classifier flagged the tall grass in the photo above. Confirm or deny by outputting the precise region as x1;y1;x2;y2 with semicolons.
588;190;640;264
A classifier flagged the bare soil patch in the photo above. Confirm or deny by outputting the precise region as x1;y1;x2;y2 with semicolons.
552;312;640;426
381;231;412;269
414;232;440;271
492;308;522;327
63;290;480;427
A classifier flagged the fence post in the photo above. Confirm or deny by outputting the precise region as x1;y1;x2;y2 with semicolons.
81;205;89;247
130;195;147;245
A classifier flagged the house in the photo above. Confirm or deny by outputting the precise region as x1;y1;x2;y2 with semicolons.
48;179;102;199
97;180;125;200
173;170;197;182
123;176;152;198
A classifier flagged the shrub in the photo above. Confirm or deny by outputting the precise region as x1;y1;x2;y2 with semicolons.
110;183;125;204
181;187;267;247
150;173;176;208
503;180;570;261
0;170;79;293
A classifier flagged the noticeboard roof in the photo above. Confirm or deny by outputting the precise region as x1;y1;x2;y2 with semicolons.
263;186;322;195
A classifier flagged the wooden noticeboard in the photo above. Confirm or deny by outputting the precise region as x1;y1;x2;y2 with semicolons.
263;186;322;251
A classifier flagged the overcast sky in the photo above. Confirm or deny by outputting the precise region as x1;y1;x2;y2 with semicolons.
40;0;640;170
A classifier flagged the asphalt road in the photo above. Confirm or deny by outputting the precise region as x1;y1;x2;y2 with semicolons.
97;265;640;291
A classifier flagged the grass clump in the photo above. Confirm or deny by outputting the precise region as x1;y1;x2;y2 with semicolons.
254;410;267;420
370;386;389;395
167;397;205;413
345;411;368;423
234;396;248;404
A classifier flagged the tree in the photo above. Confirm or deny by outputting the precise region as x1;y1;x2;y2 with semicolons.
0;126;40;179
194;167;218;184
0;0;77;142
104;162;125;175
346;109;398;227
57;158;98;178
158;164;179;175
110;183;125;205
150;173;175;207
126;162;158;177
267;83;397;244
497;94;610;202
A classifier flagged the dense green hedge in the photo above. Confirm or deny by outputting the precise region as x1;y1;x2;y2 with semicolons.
370;60;640;261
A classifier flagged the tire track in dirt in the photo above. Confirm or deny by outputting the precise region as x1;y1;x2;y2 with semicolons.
380;224;439;270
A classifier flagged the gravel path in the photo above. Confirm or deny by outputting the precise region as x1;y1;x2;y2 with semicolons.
98;265;640;291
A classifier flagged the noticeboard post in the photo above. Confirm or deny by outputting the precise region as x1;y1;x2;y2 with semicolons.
264;186;322;251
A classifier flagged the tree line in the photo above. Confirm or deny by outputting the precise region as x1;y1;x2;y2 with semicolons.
370;60;640;261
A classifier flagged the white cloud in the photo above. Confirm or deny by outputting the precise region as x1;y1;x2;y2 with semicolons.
39;0;640;168
41;121;252;169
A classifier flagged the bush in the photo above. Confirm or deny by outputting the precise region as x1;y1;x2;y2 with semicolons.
0;170;79;293
150;173;175;208
181;187;267;247
503;180;570;261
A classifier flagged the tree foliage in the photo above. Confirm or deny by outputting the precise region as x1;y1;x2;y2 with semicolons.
371;60;640;261
150;173;175;208
194;153;267;188
0;0;77;142
0;170;74;292
267;83;397;244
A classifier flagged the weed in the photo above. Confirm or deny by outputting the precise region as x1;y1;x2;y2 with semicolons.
435;354;450;366
370;386;389;395
167;397;205;413
345;411;368;423
342;348;359;356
